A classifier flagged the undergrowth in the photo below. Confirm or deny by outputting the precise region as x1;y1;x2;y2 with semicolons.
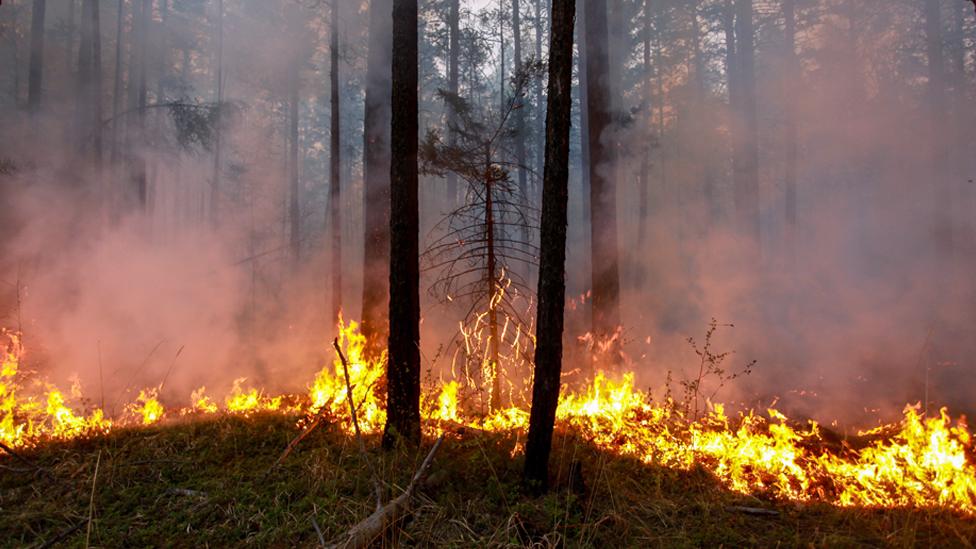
0;413;973;548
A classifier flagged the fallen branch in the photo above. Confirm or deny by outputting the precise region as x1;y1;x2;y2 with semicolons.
334;338;383;511
265;401;334;475
727;505;779;517
326;435;445;549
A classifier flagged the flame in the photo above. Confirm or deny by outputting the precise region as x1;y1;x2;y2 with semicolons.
129;389;164;425
308;315;386;433
2;325;974;513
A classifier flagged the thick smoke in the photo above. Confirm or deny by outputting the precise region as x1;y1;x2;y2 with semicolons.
0;0;973;427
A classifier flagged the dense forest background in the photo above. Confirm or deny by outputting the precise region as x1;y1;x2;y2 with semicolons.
0;0;974;426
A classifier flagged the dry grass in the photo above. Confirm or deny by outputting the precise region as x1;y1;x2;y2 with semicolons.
1;413;973;548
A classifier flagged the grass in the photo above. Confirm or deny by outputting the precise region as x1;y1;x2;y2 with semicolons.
1;413;974;548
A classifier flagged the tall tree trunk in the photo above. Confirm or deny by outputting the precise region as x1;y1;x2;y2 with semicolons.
111;0;123;167
156;0;169;102
513;0;528;245
28;0;46;115
533;0;544;203
76;0;102;173
499;0;506;120
329;0;342;325
210;0;224;226
575;0;592;331
783;0;798;267
924;0;951;255
522;0;575;493
361;0;393;356
288;58;301;265
446;0;459;208
584;0;621;352
384;0;421;449
637;0;651;248
731;0;759;253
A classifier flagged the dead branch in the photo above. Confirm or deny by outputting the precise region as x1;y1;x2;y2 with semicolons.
265;399;334;475
727;505;779;517
334;338;383;511
326;435;445;549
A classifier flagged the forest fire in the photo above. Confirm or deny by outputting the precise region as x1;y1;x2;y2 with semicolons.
2;324;974;514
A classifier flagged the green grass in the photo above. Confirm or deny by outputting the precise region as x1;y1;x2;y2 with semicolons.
1;413;973;548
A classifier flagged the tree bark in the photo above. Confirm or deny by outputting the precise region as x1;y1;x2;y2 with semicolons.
329;0;342;325
522;0;575;494
533;0;544;203
384;0;422;449
361;0;393;357
584;0;621;350
28;0;46;115
111;0;123;167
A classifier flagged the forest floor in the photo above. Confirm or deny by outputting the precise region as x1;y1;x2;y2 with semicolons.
1;413;974;548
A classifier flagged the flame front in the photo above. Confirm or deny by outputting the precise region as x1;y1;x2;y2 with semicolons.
1;325;974;513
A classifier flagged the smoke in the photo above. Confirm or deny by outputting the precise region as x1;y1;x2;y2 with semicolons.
0;0;973;426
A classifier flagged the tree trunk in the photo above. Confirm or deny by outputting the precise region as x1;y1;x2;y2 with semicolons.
28;0;46;115
783;0;798;267
533;0;544;203
384;0;421;449
512;0;528;246
732;0;759;253
329;0;342;325
584;0;621;351
111;0;123;167
210;0;224;226
485;156;501;413
522;0;575;494
76;0;102;172
289;57;301;265
446;0;459;209
361;0;393;357
637;0;651;248
924;0;951;255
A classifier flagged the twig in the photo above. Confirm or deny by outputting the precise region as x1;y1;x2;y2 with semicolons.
37;521;86;549
159;344;185;392
334;338;383;511
312;515;326;547
86;451;101;548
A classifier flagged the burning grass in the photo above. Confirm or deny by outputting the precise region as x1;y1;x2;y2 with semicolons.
3;320;976;527
2;413;975;547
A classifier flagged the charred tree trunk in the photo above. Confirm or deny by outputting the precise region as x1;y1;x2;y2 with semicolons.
584;0;621;352
447;0;460;208
783;0;798;267
384;0;421;449
125;0;148;210
732;0;759;254
637;0;651;248
329;0;342;325
210;0;224;226
28;0;46;115
361;0;393;356
522;0;575;494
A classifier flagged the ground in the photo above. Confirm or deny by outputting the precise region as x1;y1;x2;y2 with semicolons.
1;413;973;548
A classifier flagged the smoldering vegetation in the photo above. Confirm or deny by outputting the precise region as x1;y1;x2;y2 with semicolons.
0;0;974;425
